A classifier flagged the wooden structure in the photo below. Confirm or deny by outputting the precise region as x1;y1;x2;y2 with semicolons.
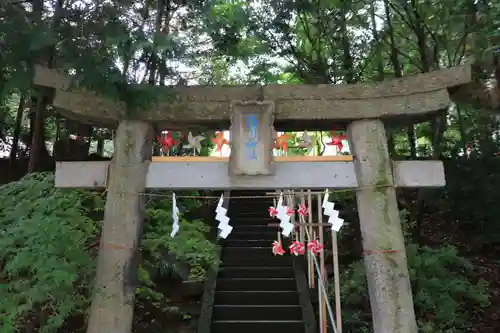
34;65;473;333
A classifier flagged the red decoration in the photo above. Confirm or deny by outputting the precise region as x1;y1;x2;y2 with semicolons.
289;241;305;256
286;207;295;216
272;241;286;256
297;204;308;217
326;131;347;152
307;240;324;256
157;132;179;152
69;134;86;140
212;132;229;154
274;133;291;152
268;206;278;218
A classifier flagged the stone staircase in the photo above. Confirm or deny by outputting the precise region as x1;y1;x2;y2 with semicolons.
211;190;306;333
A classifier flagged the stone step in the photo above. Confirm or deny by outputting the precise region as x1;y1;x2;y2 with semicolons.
211;192;305;333
212;305;302;321
216;278;296;291
223;239;272;248
221;252;292;267
231;225;274;233
221;246;290;260
229;217;276;225
211;320;304;333
218;266;294;279
214;290;299;305
229;229;277;239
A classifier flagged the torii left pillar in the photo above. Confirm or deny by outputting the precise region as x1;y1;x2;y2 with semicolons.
87;120;153;333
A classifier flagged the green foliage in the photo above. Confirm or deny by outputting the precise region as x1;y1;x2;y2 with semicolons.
409;245;489;331
336;240;489;333
142;195;219;282
0;174;218;333
0;173;102;333
439;159;500;244
204;0;251;57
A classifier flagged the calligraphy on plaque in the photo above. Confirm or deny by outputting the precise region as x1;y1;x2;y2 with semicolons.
229;101;274;176
244;114;259;160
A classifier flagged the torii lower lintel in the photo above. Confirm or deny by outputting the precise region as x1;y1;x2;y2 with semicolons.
54;158;445;190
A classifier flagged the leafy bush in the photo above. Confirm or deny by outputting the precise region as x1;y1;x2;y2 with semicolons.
440;159;500;245
0;173;218;333
336;244;489;333
0;173;102;333
141;195;219;284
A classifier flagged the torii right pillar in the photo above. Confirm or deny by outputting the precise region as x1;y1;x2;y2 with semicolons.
348;119;418;333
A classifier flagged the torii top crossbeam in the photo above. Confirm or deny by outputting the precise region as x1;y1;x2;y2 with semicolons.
34;65;472;131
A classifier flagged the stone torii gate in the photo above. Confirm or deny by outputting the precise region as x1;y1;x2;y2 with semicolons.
34;65;472;333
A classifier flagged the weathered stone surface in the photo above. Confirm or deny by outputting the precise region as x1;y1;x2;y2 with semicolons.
86;120;153;333
347;119;418;333
54;90;125;124
34;65;472;130
263;66;471;99
54;159;445;189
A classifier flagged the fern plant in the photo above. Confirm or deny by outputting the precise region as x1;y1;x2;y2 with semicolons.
333;211;490;333
0;173;102;333
0;173;219;333
142;196;219;282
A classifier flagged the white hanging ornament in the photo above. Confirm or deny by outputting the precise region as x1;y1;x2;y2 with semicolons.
183;132;205;155
327;208;344;231
219;225;233;239
215;193;233;238
215;194;226;219
276;193;284;211
330;216;344;232
274;191;294;237
217;214;230;229
322;190;335;216
322;190;345;232
276;192;288;220
281;222;294;237
278;214;291;226
171;193;180;237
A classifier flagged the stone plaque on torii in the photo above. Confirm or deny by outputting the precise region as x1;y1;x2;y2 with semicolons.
34;65;472;333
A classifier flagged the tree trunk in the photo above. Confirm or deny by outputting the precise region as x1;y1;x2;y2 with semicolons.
370;2;384;82
28;0;65;172
410;0;431;72
9;92;26;165
97;138;104;156
86;120;153;333
348;119;418;333
27;0;45;173
340;0;354;84
28;91;48;173
407;125;417;158
148;0;166;84
384;0;418;158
